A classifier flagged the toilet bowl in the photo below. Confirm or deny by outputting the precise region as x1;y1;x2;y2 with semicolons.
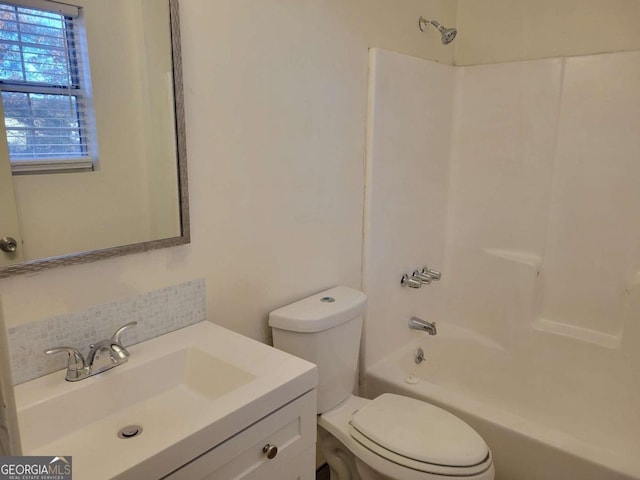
318;395;493;480
269;287;494;480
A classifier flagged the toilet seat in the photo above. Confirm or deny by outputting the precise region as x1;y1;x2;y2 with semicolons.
349;394;492;477
319;395;494;479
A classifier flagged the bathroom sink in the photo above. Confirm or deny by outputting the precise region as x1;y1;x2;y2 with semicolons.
18;346;256;451
14;321;317;480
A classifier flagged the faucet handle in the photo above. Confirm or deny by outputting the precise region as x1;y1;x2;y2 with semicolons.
413;270;433;284
44;347;87;381
111;321;138;345
422;267;441;281
401;274;422;288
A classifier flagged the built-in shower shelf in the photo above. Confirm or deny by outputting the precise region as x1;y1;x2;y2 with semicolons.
482;248;542;267
532;317;621;349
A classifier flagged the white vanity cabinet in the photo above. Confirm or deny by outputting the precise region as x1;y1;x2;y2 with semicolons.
165;390;316;480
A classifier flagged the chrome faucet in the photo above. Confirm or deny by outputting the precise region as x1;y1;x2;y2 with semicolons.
45;321;137;382
408;316;437;335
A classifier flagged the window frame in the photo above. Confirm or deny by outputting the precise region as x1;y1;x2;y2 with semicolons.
0;0;96;174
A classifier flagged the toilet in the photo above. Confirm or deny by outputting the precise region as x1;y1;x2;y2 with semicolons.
269;286;495;480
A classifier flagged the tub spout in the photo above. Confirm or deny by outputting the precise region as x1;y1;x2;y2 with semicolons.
409;316;437;335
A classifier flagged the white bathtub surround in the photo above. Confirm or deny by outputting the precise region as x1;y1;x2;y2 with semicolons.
7;279;206;384
540;53;640;336
365;323;640;480
364;49;640;479
452;50;640;347
365;48;640;356
363;49;455;369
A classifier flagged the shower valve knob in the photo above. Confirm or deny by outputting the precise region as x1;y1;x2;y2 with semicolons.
401;274;422;288
422;267;441;281
413;270;433;284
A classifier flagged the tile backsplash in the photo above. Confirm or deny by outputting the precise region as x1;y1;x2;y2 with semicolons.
8;279;206;385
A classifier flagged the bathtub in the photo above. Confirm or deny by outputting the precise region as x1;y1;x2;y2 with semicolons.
363;324;640;480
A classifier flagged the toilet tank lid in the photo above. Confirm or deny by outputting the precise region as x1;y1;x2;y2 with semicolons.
269;286;367;333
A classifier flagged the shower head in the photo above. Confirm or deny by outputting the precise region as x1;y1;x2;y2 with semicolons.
439;25;458;45
418;16;457;45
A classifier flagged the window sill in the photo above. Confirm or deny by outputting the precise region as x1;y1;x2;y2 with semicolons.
11;159;94;175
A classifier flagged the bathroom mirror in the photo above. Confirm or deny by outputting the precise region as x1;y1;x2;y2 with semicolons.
0;0;189;278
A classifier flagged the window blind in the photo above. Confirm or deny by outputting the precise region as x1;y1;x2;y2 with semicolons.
0;0;96;173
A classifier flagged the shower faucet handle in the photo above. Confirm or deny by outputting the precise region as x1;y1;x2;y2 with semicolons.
413;270;433;284
422;267;441;281
401;274;423;288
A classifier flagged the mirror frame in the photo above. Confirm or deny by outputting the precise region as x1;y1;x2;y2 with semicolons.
0;0;189;279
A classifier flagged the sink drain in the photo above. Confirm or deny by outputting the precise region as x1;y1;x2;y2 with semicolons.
118;425;143;439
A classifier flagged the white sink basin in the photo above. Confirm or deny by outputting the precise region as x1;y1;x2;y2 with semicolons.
15;321;317;480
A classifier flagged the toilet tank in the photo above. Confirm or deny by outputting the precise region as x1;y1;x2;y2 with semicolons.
269;286;367;414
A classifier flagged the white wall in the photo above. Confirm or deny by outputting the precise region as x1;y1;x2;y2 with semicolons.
455;0;640;66
0;0;457;344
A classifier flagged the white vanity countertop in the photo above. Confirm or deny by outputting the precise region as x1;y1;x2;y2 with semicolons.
14;321;317;480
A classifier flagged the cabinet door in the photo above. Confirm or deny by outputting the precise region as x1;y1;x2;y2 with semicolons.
166;390;316;480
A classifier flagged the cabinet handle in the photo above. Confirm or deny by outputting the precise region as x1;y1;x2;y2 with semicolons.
263;443;278;460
